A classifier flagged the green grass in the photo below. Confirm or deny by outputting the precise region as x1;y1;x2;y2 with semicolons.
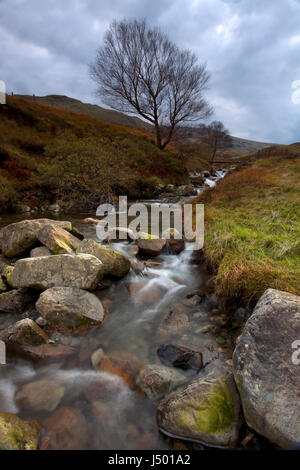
191;150;300;308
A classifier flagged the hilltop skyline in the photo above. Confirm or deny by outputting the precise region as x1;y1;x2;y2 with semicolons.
1;0;300;143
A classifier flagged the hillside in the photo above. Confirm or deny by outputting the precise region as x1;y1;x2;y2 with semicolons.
0;95;189;212
16;94;152;132
191;143;300;308
17;95;275;155
229;135;276;154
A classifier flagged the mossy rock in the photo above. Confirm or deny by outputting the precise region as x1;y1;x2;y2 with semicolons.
76;239;130;279
0;277;8;292
0;411;40;450
137;232;157;240
2;266;14;288
157;363;243;448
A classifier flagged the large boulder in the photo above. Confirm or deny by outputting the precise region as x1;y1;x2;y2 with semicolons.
15;380;65;413
0;412;40;450
233;289;300;449
11;254;104;290
76;239;130;279
136;364;184;399
0;219;73;257
136;233;166;256
36;287;104;334
37;224;80;254
157;363;242;448
0;289;33;314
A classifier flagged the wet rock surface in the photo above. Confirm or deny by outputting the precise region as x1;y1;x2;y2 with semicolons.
42;407;90;450
76;239;130;279
96;352;143;389
136;364;184;399
157;344;204;371
157;363;243;448
136;234;166;256
15;380;65;412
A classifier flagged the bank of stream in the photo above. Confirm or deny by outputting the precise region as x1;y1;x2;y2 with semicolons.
0;170;243;451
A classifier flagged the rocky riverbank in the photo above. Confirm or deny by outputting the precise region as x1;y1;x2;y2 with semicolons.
0;215;299;451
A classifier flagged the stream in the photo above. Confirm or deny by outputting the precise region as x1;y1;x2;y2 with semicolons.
0;170;234;450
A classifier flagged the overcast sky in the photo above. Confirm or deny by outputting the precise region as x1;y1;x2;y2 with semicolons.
1;0;300;143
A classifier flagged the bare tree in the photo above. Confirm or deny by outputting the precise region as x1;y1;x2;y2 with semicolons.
201;121;233;163
90;19;212;150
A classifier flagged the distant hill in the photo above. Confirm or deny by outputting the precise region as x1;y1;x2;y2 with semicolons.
16;94;152;132
16;95;276;155
229;135;276;155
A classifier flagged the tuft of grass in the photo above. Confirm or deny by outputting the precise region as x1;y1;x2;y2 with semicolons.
191;153;300;308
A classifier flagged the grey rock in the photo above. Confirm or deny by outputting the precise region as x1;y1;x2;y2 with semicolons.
76;239;130;279
36;287;105;334
0;219;73;257
233;288;300;449
11;254;104;290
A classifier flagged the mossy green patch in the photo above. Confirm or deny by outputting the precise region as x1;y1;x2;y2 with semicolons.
179;381;236;435
2;266;14;287
0;412;39;450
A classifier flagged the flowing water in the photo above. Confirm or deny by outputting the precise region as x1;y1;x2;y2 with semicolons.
0;171;234;450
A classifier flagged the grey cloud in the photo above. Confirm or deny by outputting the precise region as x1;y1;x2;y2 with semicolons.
0;0;299;143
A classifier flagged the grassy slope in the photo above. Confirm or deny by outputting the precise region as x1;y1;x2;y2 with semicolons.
192;144;300;308
18;95;276;156
0;96;199;212
17;94;152;132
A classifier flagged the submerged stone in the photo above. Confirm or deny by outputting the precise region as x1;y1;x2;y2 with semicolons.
15;380;65;412
137;364;184;399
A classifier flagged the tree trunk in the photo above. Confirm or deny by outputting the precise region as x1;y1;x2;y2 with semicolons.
155;123;163;150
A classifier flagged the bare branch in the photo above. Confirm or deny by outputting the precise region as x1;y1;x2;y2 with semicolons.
90;19;212;149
